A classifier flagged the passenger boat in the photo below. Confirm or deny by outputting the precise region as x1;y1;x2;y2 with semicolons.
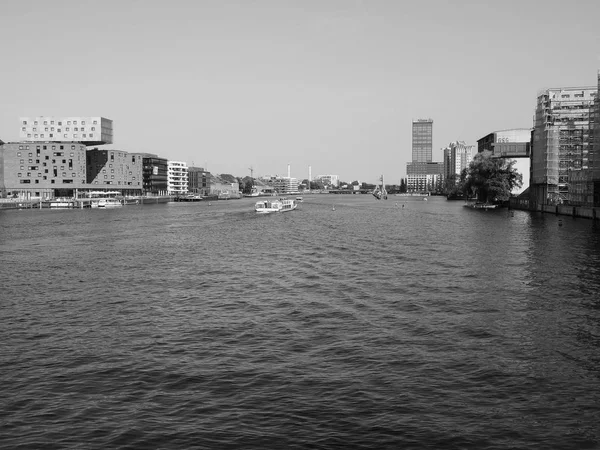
279;198;298;212
255;199;283;213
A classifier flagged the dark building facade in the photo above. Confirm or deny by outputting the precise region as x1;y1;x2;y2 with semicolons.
142;155;168;195
188;166;211;195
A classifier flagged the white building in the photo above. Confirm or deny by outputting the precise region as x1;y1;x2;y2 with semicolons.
259;176;299;194
314;174;339;187
167;161;188;195
19;116;113;146
443;141;474;184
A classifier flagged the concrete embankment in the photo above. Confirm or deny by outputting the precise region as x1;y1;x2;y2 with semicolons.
509;197;600;220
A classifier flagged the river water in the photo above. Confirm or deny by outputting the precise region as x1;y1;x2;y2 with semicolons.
1;195;599;449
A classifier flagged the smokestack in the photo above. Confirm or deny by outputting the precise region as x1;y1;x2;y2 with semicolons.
287;164;291;178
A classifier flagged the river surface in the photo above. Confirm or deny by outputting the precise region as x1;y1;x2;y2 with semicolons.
1;195;600;449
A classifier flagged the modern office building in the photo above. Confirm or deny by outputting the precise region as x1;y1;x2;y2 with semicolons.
412;119;433;163
19;116;113;146
531;86;597;205
86;148;143;193
167;161;188;195
407;118;442;192
477;129;531;195
0;141;88;199
142;155;168;195
443;141;474;186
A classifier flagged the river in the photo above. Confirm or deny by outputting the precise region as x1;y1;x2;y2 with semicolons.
1;195;599;449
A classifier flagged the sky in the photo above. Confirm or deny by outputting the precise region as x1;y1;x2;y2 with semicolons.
1;0;600;184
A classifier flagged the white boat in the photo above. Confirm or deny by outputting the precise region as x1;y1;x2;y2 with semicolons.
96;198;122;208
296;196;303;203
279;198;298;212
255;199;283;213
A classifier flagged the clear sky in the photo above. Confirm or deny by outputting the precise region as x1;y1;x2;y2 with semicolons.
1;0;599;184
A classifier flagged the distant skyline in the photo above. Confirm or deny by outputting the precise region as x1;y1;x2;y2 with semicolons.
1;0;600;183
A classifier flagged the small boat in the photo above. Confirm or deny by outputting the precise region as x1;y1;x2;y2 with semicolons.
255;199;283;213
296;196;303;203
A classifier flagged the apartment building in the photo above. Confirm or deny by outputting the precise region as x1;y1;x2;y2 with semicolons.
0;141;88;199
167;161;188;195
86;148;143;193
443;141;474;185
531;86;597;205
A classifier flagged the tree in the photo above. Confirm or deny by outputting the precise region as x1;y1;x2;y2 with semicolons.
461;151;522;203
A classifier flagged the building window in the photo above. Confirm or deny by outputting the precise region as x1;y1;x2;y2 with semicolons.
73;120;77;125
21;127;26;132
17;152;21;157
74;134;77;138
44;121;47;125
41;134;44;138
89;133;93;137
91;127;95;131
67;121;71;125
22;120;27;125
58;121;62;126
34;121;38;125
82;121;85;125
45;127;48;132
93;120;98;124
64;134;68;138
27;134;31;138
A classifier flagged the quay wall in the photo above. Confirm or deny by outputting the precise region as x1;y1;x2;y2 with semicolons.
509;197;599;220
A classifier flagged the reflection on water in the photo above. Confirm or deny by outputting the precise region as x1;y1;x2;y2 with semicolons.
1;196;599;449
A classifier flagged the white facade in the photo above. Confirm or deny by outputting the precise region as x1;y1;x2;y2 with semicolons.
443;141;474;183
20;116;113;145
167;161;188;195
314;174;339;187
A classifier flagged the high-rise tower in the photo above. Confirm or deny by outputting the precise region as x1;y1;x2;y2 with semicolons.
412;119;433;163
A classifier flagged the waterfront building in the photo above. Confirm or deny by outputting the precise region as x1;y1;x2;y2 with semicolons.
406;161;443;192
0;141;88;199
142;155;168;195
259;175;299;194
443;141;474;186
412;119;433;163
407;118;444;192
188;167;211;196
167;161;188;195
314;174;339;187
86;148;143;194
476;129;531;195
19;116;113;146
531;86;597;205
